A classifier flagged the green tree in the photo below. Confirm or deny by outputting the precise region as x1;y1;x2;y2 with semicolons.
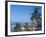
31;7;39;21
31;7;42;30
14;23;21;32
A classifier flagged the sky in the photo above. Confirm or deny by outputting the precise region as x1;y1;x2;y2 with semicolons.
10;5;42;24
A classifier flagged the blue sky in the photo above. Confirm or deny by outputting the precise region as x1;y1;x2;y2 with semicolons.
10;5;42;23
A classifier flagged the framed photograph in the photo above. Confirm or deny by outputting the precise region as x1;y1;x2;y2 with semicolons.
5;1;45;36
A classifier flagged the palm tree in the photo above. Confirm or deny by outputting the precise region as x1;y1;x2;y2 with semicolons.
31;7;42;31
31;7;39;21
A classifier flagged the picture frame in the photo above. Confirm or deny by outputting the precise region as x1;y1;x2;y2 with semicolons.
5;1;45;36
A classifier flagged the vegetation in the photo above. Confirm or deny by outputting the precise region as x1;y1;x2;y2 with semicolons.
31;7;42;31
31;7;39;21
11;7;42;32
14;23;21;32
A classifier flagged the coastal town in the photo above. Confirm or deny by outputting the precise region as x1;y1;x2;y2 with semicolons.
11;18;42;32
10;6;42;32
